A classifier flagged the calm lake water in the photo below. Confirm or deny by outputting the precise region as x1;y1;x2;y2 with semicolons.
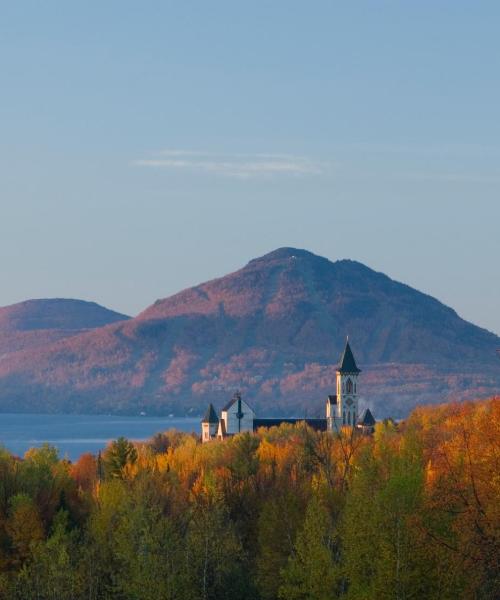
0;413;200;461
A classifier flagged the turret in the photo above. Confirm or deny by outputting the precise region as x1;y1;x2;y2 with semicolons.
356;408;376;434
201;403;219;442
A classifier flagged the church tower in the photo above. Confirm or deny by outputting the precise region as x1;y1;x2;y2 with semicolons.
201;403;219;442
327;338;361;431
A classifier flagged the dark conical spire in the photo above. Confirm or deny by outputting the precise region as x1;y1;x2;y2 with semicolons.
357;408;375;426
337;338;361;374
201;403;219;424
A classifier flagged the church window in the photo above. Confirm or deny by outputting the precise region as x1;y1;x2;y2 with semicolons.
346;378;353;394
348;412;351;425
343;411;345;424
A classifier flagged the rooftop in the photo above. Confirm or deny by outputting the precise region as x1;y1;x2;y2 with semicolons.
201;403;219;424
337;339;361;374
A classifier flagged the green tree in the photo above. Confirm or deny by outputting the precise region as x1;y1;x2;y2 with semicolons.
103;437;138;479
13;510;81;600
279;495;339;600
114;503;182;600
182;496;251;600
342;426;433;599
256;489;305;600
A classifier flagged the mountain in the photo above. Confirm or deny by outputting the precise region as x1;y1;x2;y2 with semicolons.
0;299;130;355
0;249;498;417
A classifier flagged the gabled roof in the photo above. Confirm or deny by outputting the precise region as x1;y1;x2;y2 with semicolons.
327;394;337;405
222;396;238;411
337;340;361;374
357;408;376;427
222;392;254;413
222;390;242;411
201;403;219;424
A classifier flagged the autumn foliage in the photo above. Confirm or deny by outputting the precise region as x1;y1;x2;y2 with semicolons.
0;398;498;599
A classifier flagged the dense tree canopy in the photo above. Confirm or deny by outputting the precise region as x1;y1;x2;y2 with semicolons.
0;398;498;599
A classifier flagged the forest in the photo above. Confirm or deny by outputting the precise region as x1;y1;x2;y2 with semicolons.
0;397;498;600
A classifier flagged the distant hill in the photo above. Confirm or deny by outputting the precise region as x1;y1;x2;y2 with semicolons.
0;299;129;355
0;249;498;417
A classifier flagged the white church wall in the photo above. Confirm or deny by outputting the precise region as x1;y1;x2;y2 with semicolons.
222;399;254;434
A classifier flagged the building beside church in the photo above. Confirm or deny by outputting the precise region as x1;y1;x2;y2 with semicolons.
201;339;376;442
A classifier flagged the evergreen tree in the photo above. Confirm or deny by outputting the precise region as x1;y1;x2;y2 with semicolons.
279;495;339;600
103;437;138;479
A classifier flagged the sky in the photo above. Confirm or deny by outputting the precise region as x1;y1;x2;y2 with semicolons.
1;2;499;334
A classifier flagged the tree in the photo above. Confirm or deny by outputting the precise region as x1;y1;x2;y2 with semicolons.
181;495;251;600
113;502;183;600
342;424;435;599
80;478;130;598
256;487;305;600
71;453;97;494
279;495;339;600
13;510;81;600
6;494;44;567
103;437;138;479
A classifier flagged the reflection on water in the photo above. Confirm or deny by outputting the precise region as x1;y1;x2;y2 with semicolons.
0;413;200;461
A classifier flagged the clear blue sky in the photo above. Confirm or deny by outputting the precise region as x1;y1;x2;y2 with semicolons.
1;2;499;334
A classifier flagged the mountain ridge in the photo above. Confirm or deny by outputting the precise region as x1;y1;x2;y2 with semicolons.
0;298;130;356
0;249;498;417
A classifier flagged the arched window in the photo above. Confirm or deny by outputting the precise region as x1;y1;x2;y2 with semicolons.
346;378;353;394
343;411;345;424
348;412;351;425
354;383;357;393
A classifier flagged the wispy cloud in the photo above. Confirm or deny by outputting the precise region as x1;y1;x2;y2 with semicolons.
132;150;325;178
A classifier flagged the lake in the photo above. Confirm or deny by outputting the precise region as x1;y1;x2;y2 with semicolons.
0;413;201;461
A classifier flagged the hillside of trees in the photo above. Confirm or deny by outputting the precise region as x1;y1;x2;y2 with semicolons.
0;397;498;599
2;249;499;417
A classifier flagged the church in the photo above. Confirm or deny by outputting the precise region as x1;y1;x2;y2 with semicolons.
201;339;376;442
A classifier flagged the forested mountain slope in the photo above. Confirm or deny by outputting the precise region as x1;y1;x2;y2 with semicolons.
0;298;129;355
0;249;498;416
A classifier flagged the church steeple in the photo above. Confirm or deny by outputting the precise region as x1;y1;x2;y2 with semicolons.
338;338;361;374
328;338;361;431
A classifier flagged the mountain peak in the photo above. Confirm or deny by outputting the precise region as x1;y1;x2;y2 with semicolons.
0;253;498;417
0;298;129;332
245;248;378;278
249;247;320;263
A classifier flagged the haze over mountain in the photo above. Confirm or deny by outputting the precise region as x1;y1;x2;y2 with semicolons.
0;249;498;417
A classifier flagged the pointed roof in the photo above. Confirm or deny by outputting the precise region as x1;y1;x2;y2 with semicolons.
221;391;255;414
201;403;219;424
357;408;376;427
337;339;361;374
222;394;239;411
